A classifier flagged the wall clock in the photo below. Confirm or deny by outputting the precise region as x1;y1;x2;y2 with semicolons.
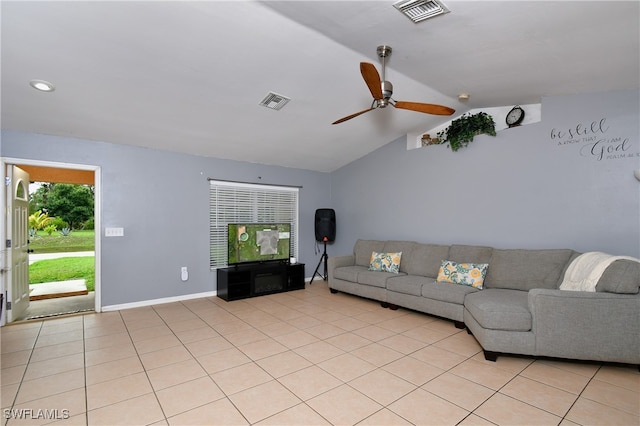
506;105;525;128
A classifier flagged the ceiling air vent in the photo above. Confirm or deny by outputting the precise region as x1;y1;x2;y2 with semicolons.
393;0;450;23
259;92;291;111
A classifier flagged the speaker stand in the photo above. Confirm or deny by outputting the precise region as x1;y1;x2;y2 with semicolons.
310;241;328;284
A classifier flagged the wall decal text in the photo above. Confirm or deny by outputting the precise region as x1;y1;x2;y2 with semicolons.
551;118;638;161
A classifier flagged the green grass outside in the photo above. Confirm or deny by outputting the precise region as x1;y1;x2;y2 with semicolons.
29;230;95;254
29;256;95;292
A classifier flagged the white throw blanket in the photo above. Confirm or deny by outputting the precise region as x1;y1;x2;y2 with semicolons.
560;251;640;292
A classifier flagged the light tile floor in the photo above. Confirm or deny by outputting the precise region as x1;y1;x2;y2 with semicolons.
1;281;638;425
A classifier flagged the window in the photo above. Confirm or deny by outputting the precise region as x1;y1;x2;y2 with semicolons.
15;180;26;200
209;180;299;269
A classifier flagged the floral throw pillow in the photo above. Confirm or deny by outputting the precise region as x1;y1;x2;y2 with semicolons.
437;260;488;289
369;252;402;274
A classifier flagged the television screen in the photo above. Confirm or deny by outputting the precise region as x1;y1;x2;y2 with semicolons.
228;223;291;265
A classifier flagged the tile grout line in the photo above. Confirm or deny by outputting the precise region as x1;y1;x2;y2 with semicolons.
247;292;376;425
188;292;369;424
3;320;43;426
83;306;553;425
246;292;441;424
561;364;601;422
4;284;638;425
184;297;315;424
516;360;604;422
115;308;168;425
81;315;89;426
154;300;250;425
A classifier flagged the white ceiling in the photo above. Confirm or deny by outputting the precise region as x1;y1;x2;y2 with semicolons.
2;1;638;172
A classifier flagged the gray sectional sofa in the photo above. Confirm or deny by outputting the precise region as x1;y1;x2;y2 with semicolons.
328;239;640;366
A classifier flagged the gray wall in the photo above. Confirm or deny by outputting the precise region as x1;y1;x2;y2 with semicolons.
3;89;638;307
1;131;331;306
330;89;640;258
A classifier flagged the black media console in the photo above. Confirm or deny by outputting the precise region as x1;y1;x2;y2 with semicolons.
217;262;305;301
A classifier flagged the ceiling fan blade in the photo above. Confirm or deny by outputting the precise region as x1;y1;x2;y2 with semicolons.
394;101;455;116
360;62;383;100
332;107;375;125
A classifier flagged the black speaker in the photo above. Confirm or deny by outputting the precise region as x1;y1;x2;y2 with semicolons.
315;208;336;242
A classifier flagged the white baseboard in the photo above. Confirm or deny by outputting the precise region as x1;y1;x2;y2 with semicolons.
101;278;322;312
101;291;218;312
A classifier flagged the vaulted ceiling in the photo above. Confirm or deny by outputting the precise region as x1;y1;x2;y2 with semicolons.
2;1;638;172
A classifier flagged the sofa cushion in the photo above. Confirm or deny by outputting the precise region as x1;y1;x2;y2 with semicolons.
386;275;426;296
334;265;367;282
464;289;531;331
357;270;402;288
383;241;416;272
448;245;493;264
484;249;575;291
369;251;402;274
405;243;451;277
422;280;479;305
437;260;488;289
596;260;640;294
354;239;386;267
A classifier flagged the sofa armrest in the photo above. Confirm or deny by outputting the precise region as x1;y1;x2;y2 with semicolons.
328;255;355;282
528;289;640;363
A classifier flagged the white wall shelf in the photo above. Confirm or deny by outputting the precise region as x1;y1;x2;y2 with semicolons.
408;103;542;150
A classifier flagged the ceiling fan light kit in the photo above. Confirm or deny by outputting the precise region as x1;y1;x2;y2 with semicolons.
332;45;455;124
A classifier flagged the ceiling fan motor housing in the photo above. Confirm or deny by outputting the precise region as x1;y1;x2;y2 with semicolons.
381;81;393;100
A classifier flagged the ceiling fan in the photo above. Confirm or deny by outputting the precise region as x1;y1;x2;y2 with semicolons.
332;45;455;125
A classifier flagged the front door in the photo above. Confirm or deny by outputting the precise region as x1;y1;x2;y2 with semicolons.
6;165;30;322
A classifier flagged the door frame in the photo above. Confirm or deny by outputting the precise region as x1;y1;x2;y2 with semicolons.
0;157;101;326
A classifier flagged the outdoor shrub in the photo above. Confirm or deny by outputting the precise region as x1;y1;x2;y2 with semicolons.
29;228;38;238
28;210;53;230
44;225;57;236
83;218;95;230
34;183;94;229
50;217;69;230
59;227;72;236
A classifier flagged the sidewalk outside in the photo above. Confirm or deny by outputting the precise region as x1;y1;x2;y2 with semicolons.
29;251;94;264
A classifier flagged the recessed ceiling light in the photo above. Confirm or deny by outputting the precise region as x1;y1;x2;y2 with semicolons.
29;79;55;92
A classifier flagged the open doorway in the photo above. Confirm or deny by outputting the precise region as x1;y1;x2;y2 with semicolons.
23;175;95;320
1;159;101;325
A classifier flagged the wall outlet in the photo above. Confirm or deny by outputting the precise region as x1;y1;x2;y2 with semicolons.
181;266;188;282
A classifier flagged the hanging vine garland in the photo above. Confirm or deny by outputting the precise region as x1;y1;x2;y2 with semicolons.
436;112;497;152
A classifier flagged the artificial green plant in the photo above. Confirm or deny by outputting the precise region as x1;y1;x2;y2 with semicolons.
436;112;497;152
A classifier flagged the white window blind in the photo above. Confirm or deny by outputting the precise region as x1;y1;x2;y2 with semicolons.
209;180;299;269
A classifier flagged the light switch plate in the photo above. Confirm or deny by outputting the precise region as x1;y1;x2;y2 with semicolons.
105;227;124;237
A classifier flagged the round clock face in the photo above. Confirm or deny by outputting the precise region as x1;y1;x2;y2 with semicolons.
506;106;524;126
